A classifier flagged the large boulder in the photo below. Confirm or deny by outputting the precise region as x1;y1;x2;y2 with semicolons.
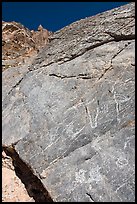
2;3;135;202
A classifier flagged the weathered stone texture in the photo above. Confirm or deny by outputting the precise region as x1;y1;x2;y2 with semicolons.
2;21;52;71
2;3;135;202
30;2;135;71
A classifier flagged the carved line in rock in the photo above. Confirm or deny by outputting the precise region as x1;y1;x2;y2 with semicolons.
84;103;99;129
3;74;133;173
28;122;86;164
62;82;132;131
124;135;134;150
28;80;133;167
39;86;133;167
110;82;132;123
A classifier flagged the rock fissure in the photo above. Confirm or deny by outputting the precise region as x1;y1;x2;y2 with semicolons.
55;39;113;65
2;145;54;202
86;193;95;202
98;41;131;80
6;71;29;96
29;31;135;72
111;42;131;60
58;34;134;65
49;73;92;80
49;39;131;83
105;31;135;42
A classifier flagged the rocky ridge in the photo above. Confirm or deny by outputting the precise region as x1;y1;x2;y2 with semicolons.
2;3;135;202
2;21;52;71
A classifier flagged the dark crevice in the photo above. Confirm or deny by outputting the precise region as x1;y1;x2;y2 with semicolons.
49;73;92;80
49;73;76;79
2;144;54;202
6;70;29;96
111;41;131;60
78;73;92;79
57;39;113;65
86;193;95;202
98;41;131;81
56;34;134;65
55;34;135;65
104;32;135;42
29;33;135;72
98;65;112;81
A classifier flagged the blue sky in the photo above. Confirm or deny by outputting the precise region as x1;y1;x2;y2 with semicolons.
2;2;129;32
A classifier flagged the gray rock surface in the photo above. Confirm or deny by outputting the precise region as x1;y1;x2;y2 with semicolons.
2;3;135;202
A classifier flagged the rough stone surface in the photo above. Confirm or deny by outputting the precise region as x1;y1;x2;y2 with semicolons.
2;3;135;202
2;21;53;202
2;21;52;71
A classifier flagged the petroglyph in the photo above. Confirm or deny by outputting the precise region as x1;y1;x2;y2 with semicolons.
75;165;102;185
110;82;131;122
99;103;109;114
2;2;135;202
116;156;128;168
87;106;99;129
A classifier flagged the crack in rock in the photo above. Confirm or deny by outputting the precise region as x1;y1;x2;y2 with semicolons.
6;70;29;96
29;31;135;72
72;34;134;66
86;193;95;202
49;73;92;80
104;32;135;42
98;41;132;80
2;144;54;202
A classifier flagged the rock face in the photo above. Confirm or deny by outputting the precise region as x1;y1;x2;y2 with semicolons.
2;3;135;202
2;21;52;71
2;21;52;202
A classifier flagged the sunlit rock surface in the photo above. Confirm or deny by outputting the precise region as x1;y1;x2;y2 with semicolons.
2;3;135;202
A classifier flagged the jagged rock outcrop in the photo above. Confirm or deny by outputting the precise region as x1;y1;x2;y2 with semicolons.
2;21;52;71
2;3;135;202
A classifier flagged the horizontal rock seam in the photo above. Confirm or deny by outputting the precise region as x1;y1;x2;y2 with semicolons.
29;33;135;71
